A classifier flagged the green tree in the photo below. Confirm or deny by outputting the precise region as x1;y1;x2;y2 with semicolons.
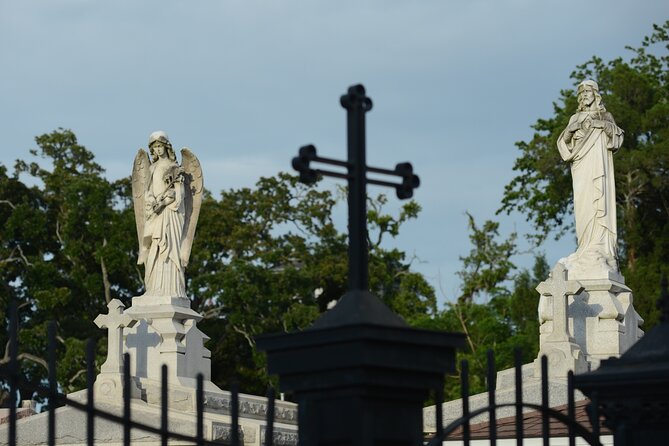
456;213;517;303
188;176;435;393
1;129;436;398
412;214;545;399
499;21;669;328
1;129;140;402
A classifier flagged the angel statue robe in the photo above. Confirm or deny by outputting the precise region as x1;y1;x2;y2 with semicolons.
557;109;623;275
139;160;186;296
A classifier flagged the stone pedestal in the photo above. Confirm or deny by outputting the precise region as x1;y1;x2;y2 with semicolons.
92;294;221;408
538;267;644;372
576;277;643;368
122;295;221;400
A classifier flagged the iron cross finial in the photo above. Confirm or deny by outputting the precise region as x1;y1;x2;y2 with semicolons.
292;84;419;291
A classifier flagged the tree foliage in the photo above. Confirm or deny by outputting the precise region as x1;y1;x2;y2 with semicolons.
1;129;435;398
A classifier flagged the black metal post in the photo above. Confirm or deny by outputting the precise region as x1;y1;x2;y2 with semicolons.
8;303;18;446
461;360;470;446
541;355;549;446
265;387;275;446
435;386;444;439
48;321;57;446
86;338;96;446
341;85;372;291
123;353;131;446
487;350;497;446
567;371;575;446
231;382;240;446
514;348;523;446
161;365;168;446
196;373;204;446
260;84;464;446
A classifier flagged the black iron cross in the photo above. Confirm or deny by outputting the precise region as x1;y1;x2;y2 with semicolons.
292;84;420;292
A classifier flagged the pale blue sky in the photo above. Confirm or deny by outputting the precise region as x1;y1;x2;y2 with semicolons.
1;1;667;304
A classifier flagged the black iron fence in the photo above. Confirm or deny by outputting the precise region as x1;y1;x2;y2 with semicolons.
428;350;603;446
3;305;609;446
0;303;279;446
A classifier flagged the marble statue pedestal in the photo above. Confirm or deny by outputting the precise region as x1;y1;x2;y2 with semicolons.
121;294;222;405
425;266;644;433
40;295;298;445
572;276;643;368
539;270;644;371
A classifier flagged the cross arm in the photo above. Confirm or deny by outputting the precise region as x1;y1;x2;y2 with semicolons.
94;299;137;329
292;145;420;199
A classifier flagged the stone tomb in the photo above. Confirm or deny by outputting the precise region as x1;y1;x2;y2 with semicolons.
424;263;644;432
1;297;298;445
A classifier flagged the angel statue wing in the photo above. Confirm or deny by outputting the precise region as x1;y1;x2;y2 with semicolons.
180;148;203;267
131;149;151;265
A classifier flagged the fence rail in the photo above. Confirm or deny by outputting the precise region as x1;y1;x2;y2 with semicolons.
3;301;608;446
428;350;605;446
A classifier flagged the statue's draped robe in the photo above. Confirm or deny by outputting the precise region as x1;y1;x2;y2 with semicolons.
557;110;623;272
139;161;186;296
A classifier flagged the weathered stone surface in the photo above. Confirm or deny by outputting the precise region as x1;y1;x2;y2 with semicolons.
0;389;297;445
538;269;644;371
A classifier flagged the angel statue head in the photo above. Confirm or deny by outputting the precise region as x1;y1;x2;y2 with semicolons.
577;79;606;113
148;130;177;162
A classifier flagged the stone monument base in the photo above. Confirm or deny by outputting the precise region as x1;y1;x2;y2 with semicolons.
123;295;219;391
538;268;643;371
0;387;298;446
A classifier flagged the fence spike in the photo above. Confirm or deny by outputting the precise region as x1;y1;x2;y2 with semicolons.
514;348;523;446
161;364;168;446
461;359;470;446
123;352;131;446
568;370;575;446
231;381;240;446
86;338;96;446
48;321;57;446
436;385;444;439
541;355;549;446
487;349;497;446
197;373;204;446
8;302;19;446
265;387;275;446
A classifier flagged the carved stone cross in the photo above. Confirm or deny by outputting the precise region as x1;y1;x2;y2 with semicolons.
95;299;137;374
537;263;584;343
292;84;420;291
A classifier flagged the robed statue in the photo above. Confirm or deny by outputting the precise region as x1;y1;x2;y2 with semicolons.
557;80;624;276
132;131;203;297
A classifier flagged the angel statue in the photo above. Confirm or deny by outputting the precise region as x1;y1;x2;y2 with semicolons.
132;131;203;297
